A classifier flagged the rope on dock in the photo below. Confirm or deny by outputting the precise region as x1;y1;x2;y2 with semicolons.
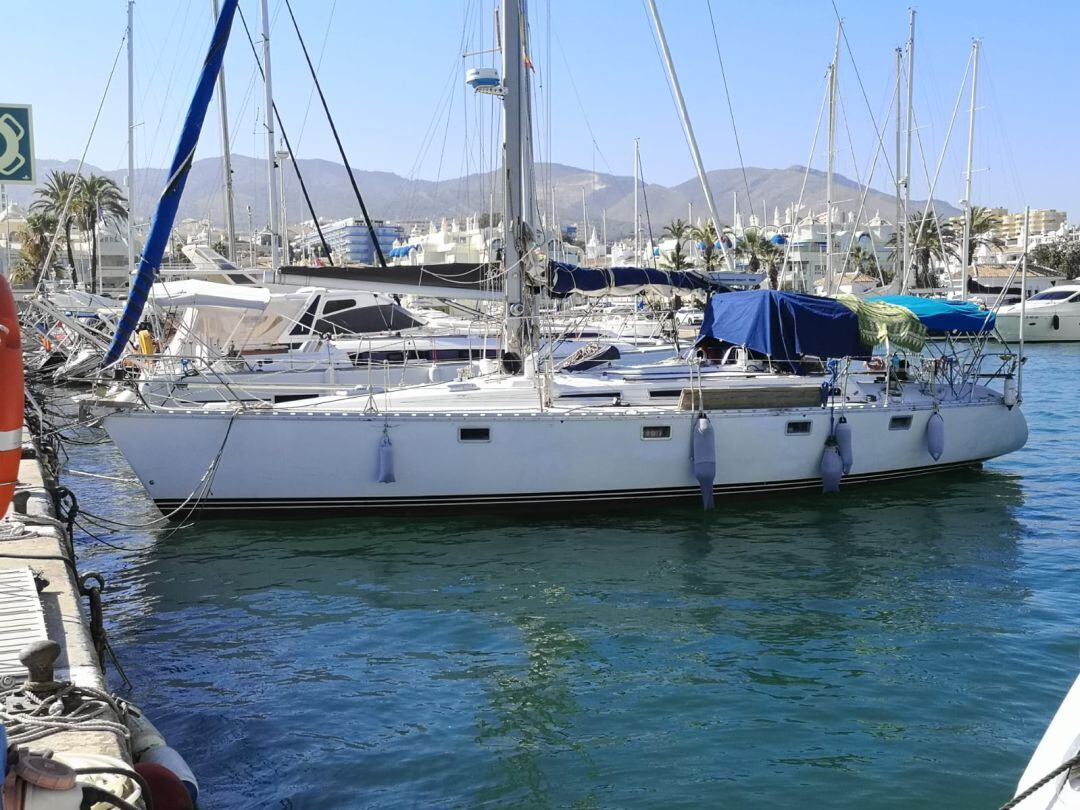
0;682;131;748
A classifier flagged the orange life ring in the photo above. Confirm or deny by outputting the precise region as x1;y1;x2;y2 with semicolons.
866;356;886;372
0;275;24;517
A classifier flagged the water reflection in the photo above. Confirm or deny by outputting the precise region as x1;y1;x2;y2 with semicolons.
84;466;1028;807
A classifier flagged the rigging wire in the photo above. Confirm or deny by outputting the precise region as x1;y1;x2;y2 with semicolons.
235;3;334;263
705;0;754;219
282;0;386;266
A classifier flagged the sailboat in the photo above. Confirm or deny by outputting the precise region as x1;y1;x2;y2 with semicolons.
94;0;1028;518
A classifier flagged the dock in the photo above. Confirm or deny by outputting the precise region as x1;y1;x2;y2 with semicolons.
0;418;133;794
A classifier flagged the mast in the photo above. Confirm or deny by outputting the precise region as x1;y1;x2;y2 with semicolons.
126;0;136;281
902;8;915;291
960;38;980;301
259;0;280;274
633;138;640;264
646;0;732;271
103;0;239;367
501;0;530;359
894;46;902;284
581;186;588;248
211;0;237;261
1019;205;1029;400
825;21;840;295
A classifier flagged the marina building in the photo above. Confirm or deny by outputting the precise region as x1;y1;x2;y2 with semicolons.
296;218;402;265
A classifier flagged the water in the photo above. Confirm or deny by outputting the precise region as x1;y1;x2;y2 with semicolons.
62;345;1079;808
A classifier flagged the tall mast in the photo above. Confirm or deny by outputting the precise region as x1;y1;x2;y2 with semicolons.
894;46;902;284
960;39;980;301
902;8;916;291
501;0;530;358
126;0;136;280
646;0;732;271
259;0;280;274
581;186;588;247
633;138;640;264
211;0;237;261
825;21;840;295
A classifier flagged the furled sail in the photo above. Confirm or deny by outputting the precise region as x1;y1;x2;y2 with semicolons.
547;260;718;298
102;0;239;367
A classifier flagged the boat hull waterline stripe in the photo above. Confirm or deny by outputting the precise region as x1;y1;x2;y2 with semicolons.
152;459;986;517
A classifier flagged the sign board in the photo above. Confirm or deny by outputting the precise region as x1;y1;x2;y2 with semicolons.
0;105;34;185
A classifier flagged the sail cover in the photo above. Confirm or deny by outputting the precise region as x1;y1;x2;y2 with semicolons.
869;295;995;333
548;261;716;298
696;290;865;372
102;0;239;367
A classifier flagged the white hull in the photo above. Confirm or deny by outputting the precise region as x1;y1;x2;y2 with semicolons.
1011;672;1080;809
103;385;1026;517
996;311;1080;342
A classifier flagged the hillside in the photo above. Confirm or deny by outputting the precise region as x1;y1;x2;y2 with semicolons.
11;157;958;237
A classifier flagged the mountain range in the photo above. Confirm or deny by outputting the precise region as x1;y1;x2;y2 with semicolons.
10;157;959;237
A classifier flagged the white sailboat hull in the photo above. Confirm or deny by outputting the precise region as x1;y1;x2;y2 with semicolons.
103;392;1027;517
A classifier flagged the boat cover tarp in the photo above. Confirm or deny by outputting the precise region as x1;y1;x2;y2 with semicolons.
549;261;715;298
869;295;995;333
148;280;272;310
696;290;865;372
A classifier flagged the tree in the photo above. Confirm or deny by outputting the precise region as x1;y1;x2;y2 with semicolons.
737;227;782;289
30;170;80;285
888;213;955;289
661;218;691;271
1031;239;1080;280
846;243;885;284
690;221;720;271
73;174;127;293
10;212;62;286
958;205;1005;266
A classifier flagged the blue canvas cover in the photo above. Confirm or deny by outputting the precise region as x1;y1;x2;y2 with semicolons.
548;261;716;298
696;290;865;372
870;295;995;333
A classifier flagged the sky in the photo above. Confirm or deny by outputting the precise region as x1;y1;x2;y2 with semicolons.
6;0;1078;220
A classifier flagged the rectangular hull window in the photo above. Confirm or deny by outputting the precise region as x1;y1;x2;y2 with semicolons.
642;425;671;440
889;415;913;430
786;421;812;435
459;427;491;442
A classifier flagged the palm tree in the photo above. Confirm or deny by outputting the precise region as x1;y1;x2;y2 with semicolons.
846;243;883;283
962;205;1005;266
690;221;720;271
10;212;62;286
738;228;782;289
73;174;127;293
661;218;691;271
30;170;80;284
888;213;955;289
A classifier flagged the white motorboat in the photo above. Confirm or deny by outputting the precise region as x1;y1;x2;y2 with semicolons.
1008;672;1080;809
996;285;1080;342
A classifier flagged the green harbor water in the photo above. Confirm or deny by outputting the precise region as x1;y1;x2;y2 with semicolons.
62;344;1079;808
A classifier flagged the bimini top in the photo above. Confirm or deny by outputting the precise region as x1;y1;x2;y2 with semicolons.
869;295;995;333
696;289;865;372
548;261;717;298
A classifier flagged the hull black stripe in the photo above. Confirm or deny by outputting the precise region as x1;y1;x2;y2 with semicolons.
151;459;986;517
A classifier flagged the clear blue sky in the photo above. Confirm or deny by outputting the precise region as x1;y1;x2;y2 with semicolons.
7;1;1077;218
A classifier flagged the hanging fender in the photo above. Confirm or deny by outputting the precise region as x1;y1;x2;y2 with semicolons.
0;275;23;518
834;416;853;475
691;414;716;510
820;437;843;493
377;430;396;483
926;408;945;461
